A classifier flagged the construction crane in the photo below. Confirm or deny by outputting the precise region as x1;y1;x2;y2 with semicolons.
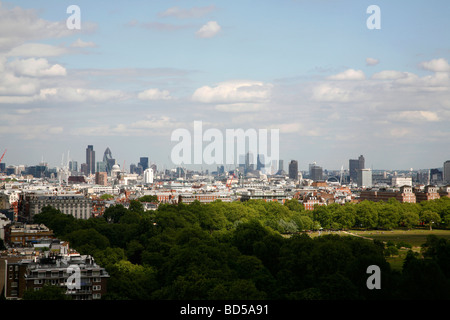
0;149;6;164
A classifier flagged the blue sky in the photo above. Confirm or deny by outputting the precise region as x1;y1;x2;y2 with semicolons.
1;0;450;172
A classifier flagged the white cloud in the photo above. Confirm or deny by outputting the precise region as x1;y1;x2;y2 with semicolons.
192;80;272;104
371;70;408;80
419;58;450;73
0;4;96;53
195;21;221;38
311;83;368;102
70;39;96;48
327;69;366;80
159;6;216;19
215;103;266;112
6;43;69;57
392;111;440;122
366;57;379;66
138;88;172;101
9;58;66;77
38;87;127;102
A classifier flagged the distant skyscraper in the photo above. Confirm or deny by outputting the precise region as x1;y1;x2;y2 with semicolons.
310;164;323;181
444;161;450;184
144;168;154;184
86;145;95;175
245;152;254;173
103;147;115;175
139;157;149;171
95;172;108;186
69;161;78;172
349;155;365;182
278;160;284;172
96;161;106;173
80;163;88;176
257;154;265;171
357;168;372;187
289;160;298;180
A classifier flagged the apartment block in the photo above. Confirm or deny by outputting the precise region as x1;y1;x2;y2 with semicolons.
18;192;92;222
1;253;109;300
359;186;416;203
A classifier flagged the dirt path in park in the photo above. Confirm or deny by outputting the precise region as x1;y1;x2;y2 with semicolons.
341;230;374;241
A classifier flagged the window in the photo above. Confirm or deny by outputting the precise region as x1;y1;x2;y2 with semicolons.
93;285;101;291
93;293;101;299
34;279;43;285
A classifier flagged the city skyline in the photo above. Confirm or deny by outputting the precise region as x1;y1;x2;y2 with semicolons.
0;1;449;170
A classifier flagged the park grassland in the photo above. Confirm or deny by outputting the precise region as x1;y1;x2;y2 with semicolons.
306;228;450;271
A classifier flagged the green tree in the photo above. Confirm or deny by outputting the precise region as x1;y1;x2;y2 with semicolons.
103;204;127;223
22;284;70;300
100;193;114;200
420;210;441;230
139;195;159;203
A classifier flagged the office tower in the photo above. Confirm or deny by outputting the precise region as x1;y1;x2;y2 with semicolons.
278;160;284;172
81;163;88;176
357;168;372;187
96;161;106;173
245;152;254;173
69;161;78;172
430;168;442;183
349;155;365;182
139;157;149;171
130;163;137;174
310;165;323;181
0;163;5;173
144;168;154;184
257;154;265;172
95;172;108;186
444;160;450;184
86;145;95;175
289;160;298;180
103;147;116;175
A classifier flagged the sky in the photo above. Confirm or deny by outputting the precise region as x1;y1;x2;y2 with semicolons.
0;0;449;172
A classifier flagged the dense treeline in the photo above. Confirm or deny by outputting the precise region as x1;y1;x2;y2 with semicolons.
30;196;450;300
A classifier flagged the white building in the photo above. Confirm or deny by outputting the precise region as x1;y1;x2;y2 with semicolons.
357;168;372;187
144;168;154;184
392;176;412;187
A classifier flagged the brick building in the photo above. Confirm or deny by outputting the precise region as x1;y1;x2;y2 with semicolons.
1;253;109;300
359;186;417;203
4;223;55;248
414;185;441;202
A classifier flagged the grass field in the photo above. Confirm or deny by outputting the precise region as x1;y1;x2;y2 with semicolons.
306;228;450;271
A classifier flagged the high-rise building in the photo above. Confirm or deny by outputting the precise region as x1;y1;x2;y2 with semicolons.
139;157;149;171
444;160;450;184
80;163;88;176
256;154;266;172
278;160;284;172
245;152;254;173
95;172;108;186
103;147;115;175
86;145;95;175
310;165;323;181
357;168;372;187
96;161;106;173
289;160;298;180
69;161;78;172
144;168;154;184
349;155;365;182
